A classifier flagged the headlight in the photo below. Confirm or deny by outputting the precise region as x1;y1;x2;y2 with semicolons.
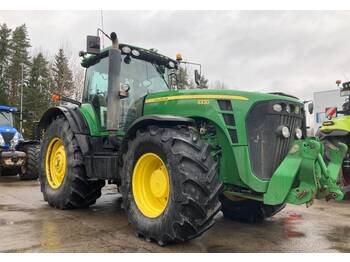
0;134;4;146
273;104;283;112
285;104;291;113
295;128;303;139
122;46;131;54
278;126;290;138
11;132;24;147
131;49;140;57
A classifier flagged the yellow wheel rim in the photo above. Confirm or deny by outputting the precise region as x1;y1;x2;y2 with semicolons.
45;137;67;189
132;153;170;218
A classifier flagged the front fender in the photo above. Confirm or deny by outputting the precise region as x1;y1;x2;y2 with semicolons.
125;114;195;139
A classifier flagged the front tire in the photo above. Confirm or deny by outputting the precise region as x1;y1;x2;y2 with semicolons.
121;125;222;245
220;194;285;223
39;116;104;209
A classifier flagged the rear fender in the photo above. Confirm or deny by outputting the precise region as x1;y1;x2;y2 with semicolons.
38;106;90;155
38;106;89;135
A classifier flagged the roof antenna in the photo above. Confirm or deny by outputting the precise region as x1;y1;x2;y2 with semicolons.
100;10;105;48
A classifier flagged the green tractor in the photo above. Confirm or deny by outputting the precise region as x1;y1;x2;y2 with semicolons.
38;31;347;245
316;80;350;198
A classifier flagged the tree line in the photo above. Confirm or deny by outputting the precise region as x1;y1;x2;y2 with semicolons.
0;23;226;138
0;23;79;138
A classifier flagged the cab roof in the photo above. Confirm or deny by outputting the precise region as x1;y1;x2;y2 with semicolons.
81;43;178;69
0;106;17;112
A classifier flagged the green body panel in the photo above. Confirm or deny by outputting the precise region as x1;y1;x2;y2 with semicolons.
77;87;346;205
79;103;125;138
143;89;299;192
79;103;106;136
320;115;350;133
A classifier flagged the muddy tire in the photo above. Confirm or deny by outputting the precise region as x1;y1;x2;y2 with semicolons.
220;194;285;223
121;125;222;245
338;170;350;200
39;116;105;209
19;144;40;180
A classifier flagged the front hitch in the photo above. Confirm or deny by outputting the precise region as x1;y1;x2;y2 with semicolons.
263;137;347;206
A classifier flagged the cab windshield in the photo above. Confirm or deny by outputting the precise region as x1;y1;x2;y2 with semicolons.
83;53;172;130
0;111;13;127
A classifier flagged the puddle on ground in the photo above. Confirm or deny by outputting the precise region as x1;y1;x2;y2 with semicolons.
0;177;39;187
0;204;36;212
326;226;350;252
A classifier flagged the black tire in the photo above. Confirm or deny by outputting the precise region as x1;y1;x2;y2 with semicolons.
39;116;105;209
1;167;20;176
338;169;350;200
220;194;285;223
19;144;40;180
121;125;222;245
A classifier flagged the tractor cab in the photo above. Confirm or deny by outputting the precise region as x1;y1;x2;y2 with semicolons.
0;106;23;150
81;43;178;131
319;80;350;134
338;81;350;115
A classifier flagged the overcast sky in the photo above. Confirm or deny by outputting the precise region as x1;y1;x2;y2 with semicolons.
1;10;350;101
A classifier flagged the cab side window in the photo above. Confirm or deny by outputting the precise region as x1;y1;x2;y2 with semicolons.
83;57;109;128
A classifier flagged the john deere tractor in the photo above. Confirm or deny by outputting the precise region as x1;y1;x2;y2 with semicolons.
317;80;350;198
38;32;347;245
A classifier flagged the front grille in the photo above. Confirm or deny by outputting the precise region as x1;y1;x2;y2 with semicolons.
246;100;304;180
1;132;15;144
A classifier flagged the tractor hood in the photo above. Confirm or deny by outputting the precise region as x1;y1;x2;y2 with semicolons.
145;89;301;105
0;126;17;134
0;126;18;149
144;88;306;193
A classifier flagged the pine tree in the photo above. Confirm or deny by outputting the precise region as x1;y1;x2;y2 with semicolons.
26;53;52;114
198;74;209;89
0;23;12;105
23;52;52;137
52;48;74;97
177;67;190;89
6;24;31;106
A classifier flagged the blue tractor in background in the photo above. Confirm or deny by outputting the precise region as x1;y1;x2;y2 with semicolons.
0;106;40;180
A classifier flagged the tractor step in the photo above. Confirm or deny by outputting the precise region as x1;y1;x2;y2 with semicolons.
84;153;119;180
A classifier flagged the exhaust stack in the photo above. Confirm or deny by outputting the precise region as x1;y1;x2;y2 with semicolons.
107;32;122;134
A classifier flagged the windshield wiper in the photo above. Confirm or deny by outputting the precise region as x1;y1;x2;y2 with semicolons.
0;112;10;122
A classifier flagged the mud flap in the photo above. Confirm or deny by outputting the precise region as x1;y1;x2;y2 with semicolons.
263;138;347;206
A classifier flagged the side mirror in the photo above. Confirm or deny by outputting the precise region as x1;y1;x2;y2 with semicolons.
194;69;201;86
119;84;130;99
86;35;101;55
308;102;314;115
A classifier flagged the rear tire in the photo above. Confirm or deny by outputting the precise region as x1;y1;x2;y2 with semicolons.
121;125;222;245
220;194;285;223
19;144;40;180
39;116;105;209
